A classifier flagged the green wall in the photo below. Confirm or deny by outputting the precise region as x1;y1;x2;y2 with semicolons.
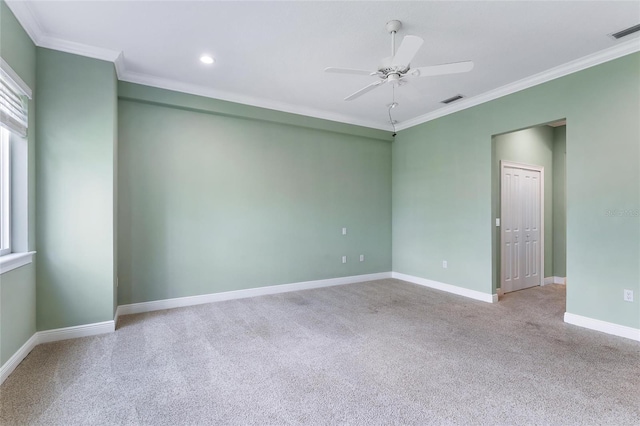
119;82;392;143
0;0;37;368
493;125;554;286
118;85;392;305
35;49;117;330
552;126;567;277
394;53;640;329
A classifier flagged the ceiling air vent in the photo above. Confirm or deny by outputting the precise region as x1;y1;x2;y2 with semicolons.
610;23;640;40
441;94;464;104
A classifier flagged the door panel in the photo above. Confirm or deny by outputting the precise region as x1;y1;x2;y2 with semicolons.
501;164;542;293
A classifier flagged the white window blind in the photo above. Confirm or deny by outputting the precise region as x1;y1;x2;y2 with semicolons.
0;59;30;138
0;128;10;255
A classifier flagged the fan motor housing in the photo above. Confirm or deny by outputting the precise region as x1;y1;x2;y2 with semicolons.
379;65;410;76
378;57;410;76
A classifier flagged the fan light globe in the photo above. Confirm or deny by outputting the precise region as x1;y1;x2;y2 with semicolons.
200;55;215;64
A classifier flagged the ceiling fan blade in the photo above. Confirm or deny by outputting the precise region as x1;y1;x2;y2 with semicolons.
412;61;474;77
392;35;424;66
344;80;386;101
325;67;376;76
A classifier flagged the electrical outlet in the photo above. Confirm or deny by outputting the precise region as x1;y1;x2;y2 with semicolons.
342;256;347;264
342;227;347;235
442;260;448;269
623;289;634;302
360;254;364;262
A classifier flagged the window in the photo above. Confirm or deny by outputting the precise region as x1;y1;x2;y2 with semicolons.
0;127;9;255
0;58;33;272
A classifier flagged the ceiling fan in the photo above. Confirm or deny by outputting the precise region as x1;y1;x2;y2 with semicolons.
325;20;474;101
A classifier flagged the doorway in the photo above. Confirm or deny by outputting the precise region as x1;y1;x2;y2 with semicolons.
492;121;567;301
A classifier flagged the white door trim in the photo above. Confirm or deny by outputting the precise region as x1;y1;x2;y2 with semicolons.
500;161;545;292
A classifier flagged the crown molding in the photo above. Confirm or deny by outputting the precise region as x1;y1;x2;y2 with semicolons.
113;52;126;79
395;38;640;131
119;69;390;131
38;35;122;63
6;1;122;65
6;0;639;132
6;1;386;130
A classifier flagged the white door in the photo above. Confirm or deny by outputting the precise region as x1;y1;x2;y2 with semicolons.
501;163;543;293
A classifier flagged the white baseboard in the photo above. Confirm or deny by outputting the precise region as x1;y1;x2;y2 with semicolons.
391;272;496;303
544;276;566;285
37;320;116;344
564;313;640;342
3;276;635;386
0;333;38;385
1;272;391;384
118;272;393;316
1;319;116;385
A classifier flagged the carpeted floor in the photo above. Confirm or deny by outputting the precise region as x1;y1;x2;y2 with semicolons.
1;279;639;425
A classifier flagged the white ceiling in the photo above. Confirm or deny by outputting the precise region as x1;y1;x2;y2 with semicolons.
7;1;640;130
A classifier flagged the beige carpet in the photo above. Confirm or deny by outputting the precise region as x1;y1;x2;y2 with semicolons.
1;279;639;425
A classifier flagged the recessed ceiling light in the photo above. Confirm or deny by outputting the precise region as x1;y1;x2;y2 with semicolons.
200;55;215;64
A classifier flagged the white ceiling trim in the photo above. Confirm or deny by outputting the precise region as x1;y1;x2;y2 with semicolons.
395;37;640;131
38;35;122;63
7;1;122;70
119;69;390;131
7;0;388;130
113;54;126;79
